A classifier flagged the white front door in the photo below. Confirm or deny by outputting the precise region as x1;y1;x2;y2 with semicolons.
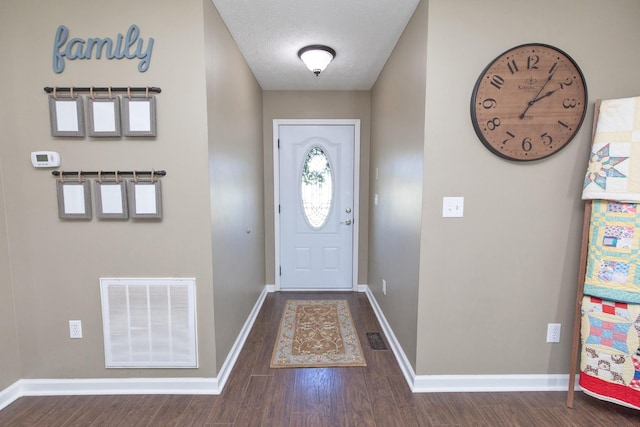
276;121;358;290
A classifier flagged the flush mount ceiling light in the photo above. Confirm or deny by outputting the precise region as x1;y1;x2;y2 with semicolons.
297;45;336;76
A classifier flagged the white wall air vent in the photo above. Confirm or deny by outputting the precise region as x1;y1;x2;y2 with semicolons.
100;278;197;368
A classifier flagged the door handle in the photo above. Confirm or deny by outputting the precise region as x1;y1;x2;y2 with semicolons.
341;219;352;225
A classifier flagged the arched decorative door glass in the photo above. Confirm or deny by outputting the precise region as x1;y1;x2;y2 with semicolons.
300;146;333;229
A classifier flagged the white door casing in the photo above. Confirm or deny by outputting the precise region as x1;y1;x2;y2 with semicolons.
274;120;360;291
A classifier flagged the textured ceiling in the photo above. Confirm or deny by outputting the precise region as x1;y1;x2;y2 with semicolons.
212;0;420;90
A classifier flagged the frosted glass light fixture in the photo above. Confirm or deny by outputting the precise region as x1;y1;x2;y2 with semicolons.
298;45;336;76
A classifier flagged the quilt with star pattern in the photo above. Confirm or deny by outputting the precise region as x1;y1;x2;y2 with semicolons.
582;96;640;202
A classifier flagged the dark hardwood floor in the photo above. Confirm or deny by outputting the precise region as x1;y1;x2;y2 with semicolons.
2;291;640;426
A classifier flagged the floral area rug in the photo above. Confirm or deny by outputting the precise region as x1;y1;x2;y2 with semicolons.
270;299;366;368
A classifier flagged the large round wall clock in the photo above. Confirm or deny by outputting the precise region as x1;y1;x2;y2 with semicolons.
470;43;587;161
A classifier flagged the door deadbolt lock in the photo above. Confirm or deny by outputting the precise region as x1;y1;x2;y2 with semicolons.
345;208;352;214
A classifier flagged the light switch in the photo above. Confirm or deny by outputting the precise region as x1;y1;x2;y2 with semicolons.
442;197;464;218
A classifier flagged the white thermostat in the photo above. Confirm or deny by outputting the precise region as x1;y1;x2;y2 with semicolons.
31;151;61;168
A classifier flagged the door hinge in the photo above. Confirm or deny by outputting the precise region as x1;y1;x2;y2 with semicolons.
277;138;280;149
279;266;282;276
278;204;281;214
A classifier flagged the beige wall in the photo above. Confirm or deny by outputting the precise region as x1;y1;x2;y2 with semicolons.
415;0;640;375
262;91;371;286
369;0;427;369
0;2;21;390
0;0;263;380
0;165;21;390
204;0;265;370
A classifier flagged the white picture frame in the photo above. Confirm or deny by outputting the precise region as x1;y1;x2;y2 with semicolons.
128;180;162;219
88;96;121;137
95;180;128;219
48;95;85;137
122;96;157;136
56;180;92;219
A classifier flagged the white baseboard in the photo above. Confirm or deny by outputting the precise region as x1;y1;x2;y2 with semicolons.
413;374;581;392
18;377;220;396
0;377;221;411
215;286;269;391
0;286;270;409
363;285;417;388
363;285;580;393
0;380;21;411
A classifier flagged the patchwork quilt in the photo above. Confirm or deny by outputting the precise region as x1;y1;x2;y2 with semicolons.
580;295;640;409
584;200;640;303
583;96;640;202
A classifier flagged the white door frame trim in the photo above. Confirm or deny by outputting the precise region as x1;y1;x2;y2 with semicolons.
273;119;361;292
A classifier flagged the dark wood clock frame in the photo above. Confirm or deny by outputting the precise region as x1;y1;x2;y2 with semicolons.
470;43;587;161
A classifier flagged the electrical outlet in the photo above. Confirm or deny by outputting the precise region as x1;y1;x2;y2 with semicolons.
382;279;387;296
69;320;83;339
546;323;561;343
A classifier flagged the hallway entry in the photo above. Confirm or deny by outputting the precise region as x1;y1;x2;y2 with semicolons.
274;120;360;291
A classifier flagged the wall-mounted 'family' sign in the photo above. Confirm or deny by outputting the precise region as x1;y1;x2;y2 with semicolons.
53;25;154;73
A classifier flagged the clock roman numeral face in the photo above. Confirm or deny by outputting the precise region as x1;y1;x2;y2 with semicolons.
471;44;587;161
